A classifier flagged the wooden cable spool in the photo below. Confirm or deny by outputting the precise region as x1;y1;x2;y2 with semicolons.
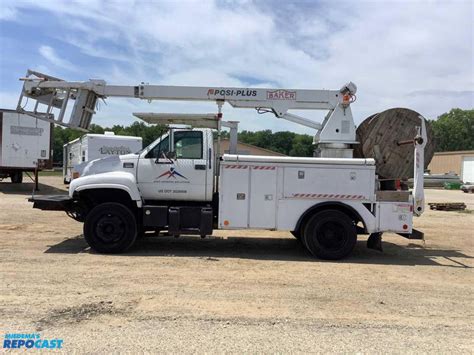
354;108;435;179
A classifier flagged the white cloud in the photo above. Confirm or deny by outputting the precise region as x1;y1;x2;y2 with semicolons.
3;0;474;132
0;4;18;21
38;45;76;72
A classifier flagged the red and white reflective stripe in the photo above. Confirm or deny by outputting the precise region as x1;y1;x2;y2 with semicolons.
224;165;276;170
224;165;248;169
292;193;365;200
252;166;276;170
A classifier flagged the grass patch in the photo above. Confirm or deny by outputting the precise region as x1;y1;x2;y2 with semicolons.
38;170;62;176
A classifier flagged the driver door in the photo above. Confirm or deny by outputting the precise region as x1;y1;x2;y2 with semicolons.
137;130;210;202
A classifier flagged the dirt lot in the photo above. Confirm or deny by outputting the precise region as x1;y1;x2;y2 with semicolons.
1;176;473;353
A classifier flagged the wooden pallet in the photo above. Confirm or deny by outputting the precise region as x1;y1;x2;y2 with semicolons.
428;202;466;211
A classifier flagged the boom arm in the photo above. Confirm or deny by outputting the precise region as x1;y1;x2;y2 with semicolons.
17;70;358;150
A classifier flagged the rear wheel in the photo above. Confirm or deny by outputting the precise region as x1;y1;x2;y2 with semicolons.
84;202;137;253
10;171;23;184
303;210;357;260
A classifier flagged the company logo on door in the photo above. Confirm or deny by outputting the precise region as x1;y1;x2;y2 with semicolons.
156;167;188;181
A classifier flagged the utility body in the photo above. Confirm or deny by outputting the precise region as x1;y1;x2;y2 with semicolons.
22;70;427;259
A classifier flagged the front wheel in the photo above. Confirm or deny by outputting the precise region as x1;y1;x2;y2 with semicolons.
84;202;137;254
303;210;357;260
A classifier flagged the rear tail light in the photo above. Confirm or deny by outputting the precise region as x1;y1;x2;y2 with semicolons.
395;179;401;190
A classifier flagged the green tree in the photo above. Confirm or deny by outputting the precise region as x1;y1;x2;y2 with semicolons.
237;129;313;157
290;134;314;156
52;126;82;163
270;131;296;155
431;108;474;152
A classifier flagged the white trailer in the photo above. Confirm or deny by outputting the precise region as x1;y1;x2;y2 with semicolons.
0;109;52;184
23;71;427;259
63;132;142;183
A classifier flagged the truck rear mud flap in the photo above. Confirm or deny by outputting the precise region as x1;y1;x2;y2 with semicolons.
397;228;424;240
29;195;73;211
368;228;424;252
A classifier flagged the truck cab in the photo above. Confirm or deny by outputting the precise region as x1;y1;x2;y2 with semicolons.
136;128;214;202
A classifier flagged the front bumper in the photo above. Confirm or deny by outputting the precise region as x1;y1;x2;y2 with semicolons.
29;195;73;211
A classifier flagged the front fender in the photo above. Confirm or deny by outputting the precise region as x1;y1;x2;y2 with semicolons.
69;171;142;207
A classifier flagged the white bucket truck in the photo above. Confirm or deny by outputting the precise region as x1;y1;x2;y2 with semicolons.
20;70;426;259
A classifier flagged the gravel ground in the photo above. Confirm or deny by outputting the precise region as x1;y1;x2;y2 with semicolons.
0;176;473;353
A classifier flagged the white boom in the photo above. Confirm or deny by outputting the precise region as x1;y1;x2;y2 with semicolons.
17;69;358;157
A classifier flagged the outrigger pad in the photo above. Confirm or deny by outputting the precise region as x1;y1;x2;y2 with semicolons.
367;232;383;252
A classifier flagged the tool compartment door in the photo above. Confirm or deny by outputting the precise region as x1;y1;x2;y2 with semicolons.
249;166;277;228
219;164;250;228
377;202;413;233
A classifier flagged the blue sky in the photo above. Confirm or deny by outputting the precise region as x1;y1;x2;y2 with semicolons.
0;0;473;133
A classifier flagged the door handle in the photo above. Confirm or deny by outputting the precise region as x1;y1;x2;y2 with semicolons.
195;164;206;170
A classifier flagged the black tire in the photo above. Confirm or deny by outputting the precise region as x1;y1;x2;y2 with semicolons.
302;210;357;260
10;172;23;184
83;202;137;254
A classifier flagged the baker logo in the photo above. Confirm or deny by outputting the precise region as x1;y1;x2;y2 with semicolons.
157;167;187;180
266;90;296;100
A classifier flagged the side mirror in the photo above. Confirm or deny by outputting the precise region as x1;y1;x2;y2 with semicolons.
155;151;176;164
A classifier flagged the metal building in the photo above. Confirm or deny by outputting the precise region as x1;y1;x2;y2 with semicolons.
428;150;474;183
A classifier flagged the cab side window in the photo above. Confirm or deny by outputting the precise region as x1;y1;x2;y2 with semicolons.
174;131;203;159
145;136;170;159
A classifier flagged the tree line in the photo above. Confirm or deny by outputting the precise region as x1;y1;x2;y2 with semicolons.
52;108;473;163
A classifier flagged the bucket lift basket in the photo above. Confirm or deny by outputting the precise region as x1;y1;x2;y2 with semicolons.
16;69;102;131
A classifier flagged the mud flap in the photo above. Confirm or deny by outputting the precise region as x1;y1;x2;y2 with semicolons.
397;228;424;240
367;232;383;252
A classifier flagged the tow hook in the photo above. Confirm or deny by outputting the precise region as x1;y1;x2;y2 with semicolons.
367;232;383;252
